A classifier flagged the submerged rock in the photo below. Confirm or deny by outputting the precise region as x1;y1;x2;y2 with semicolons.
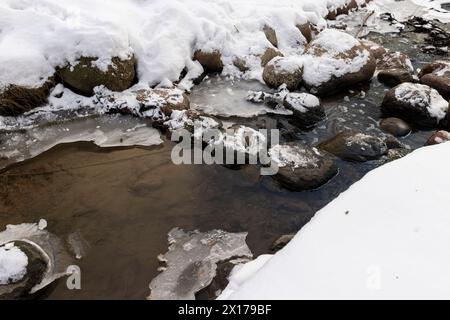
283;92;325;129
0;79;54;116
262;56;303;91
57;56;135;96
377;51;414;87
419;60;450;99
0;221;74;299
148;228;252;300
318;131;388;162
425;130;450;146
381;83;448;128
302;29;376;96
193;50;224;73
268;142;338;191
379;117;412;137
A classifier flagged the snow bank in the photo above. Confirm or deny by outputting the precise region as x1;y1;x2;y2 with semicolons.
0;0;358;89
221;141;450;299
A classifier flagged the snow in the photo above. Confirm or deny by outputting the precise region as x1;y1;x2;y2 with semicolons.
394;83;448;121
221;141;450;299
0;0;359;90
269;144;320;168
0;243;28;285
268;56;304;73
302;29;371;87
284;92;321;113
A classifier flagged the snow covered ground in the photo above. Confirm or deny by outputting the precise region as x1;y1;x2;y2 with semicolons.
220;141;450;299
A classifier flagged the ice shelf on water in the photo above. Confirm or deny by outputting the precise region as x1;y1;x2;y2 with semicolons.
190;76;292;118
148;228;252;300
0;115;162;169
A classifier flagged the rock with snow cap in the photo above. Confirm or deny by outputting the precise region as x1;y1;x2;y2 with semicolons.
57;56;135;96
381;83;448;128
268;142;338;191
283;92;325;129
262;56;303;91
377;51;414;87
419;60;450;99
302;29;376;96
425;130;450;146
318;131;388;162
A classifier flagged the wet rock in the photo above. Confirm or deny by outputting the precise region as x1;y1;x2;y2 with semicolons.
302;29;376;96
262;56;303;91
271;234;295;253
148;228;252;300
318;131;388;162
283;92;325;129
0;79;55;116
326;0;359;20
383;135;406;150
383;148;411;162
377;51;414;86
425;130;450;146
406;17;450;55
263;25;278;47
193;50;224;73
57;56;135;96
0;221;74;299
361;39;387;60
381;83;448;128
379;117;411;137
419;60;450;99
268;142;338;191
260;48;283;67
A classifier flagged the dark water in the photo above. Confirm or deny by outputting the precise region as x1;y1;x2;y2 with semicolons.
0;29;442;299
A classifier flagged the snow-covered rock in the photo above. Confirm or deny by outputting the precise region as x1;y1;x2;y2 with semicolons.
283;92;325;129
302;29;376;96
268;142;338;191
425;130;450;146
381;83;448;128
220;141;450;299
262;56;304;91
319;131;388;162
419;60;450;99
377;51;414;87
0;244;28;285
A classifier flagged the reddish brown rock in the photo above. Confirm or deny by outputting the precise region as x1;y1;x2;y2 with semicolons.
425;130;450;146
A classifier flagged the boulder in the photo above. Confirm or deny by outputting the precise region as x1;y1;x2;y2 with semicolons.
361;39;387;60
193;49;224;73
302;29;376;96
425;130;450;146
318;131;388;162
57;56;135;96
260;48;284;67
296;22;313;43
383;148;411;162
268;142;338;191
263;25;278;47
381;83;448;128
262;56;303;91
0;79;54;116
379;117;412;137
377;51;414;86
419;60;450;99
283;92;325;129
